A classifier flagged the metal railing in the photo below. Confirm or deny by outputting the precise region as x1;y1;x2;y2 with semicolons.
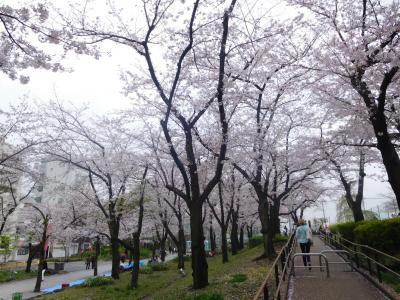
291;253;330;278
253;234;296;300
319;250;353;271
320;232;400;297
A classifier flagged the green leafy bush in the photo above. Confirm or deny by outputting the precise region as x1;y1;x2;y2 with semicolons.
354;218;400;255
330;218;400;270
150;262;169;271
230;273;247;283
83;276;114;287
249;235;263;248
330;221;363;241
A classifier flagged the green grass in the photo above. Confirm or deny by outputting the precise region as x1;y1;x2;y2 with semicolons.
229;273;247;283
382;272;400;293
0;270;37;283
38;244;272;300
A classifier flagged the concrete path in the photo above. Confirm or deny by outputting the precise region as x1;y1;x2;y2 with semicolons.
0;254;177;300
288;237;388;300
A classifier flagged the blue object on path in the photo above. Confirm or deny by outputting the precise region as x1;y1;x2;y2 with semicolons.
42;284;62;294
41;259;146;294
69;279;85;287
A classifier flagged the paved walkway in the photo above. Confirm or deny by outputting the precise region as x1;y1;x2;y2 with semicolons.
288;237;388;300
0;254;176;300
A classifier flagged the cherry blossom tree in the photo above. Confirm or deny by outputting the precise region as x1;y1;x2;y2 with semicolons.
39;102;147;279
288;0;400;209
58;0;249;287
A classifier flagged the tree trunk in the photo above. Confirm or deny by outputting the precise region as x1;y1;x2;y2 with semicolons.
352;200;364;222
246;225;253;240
160;236;167;262
190;201;208;289
26;243;37;273
230;211;239;255
352;69;400;211
270;201;281;236
379;144;400;211
34;224;47;292
239;226;244;250
178;228;185;269
209;225;216;252
354;151;366;222
109;219;120;280
221;226;228;263
94;236;100;276
258;200;275;258
130;232;140;288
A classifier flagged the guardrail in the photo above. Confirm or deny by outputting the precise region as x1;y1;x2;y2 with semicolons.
319;250;353;271
291;253;330;278
253;234;296;300
320;232;400;298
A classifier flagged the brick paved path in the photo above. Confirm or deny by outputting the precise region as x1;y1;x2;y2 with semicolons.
288;237;388;300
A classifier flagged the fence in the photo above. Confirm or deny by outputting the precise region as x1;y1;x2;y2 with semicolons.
253;234;296;300
320;232;400;299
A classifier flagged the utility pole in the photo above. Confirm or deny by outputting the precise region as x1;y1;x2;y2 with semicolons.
321;200;327;225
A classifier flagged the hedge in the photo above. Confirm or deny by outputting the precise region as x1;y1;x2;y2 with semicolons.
354;218;400;255
330;217;400;256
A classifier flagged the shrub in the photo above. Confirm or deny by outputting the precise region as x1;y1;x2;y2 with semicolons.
249;235;263;248
83;276;114;287
354;218;400;255
150;262;169;271
330;221;362;241
230;273;247;283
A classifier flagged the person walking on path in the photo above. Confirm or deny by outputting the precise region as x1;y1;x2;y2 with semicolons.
85;257;91;270
296;219;312;270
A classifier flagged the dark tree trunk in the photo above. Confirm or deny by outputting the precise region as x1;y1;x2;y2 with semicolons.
221;226;228;263
258;200;275;258
34;223;47;292
178;228;185;269
160;236;167;262
351;67;400;211
230;210;239;255
270;201;281;237
239;226;244;250
352;201;365;222
209;225;216;252
94;236;100;276
354;151;366;222
26;243;38;273
246;225;253;240
130;232;140;288
130;165;147;288
109;219;120;280
190;201;208;289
